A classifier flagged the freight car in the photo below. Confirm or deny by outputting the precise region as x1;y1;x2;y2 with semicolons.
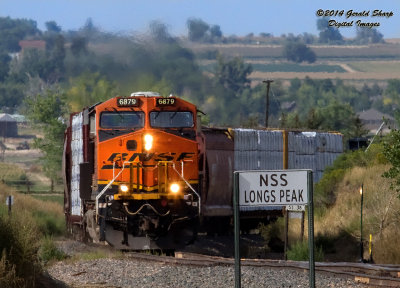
63;92;343;249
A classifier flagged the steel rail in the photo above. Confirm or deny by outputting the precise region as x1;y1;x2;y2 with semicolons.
123;251;400;287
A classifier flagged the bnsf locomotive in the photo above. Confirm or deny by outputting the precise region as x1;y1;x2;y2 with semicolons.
63;92;343;249
64;92;202;249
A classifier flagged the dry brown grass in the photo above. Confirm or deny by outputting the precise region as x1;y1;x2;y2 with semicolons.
315;164;400;263
286;164;400;263
193;41;400;82
188;42;400;59
250;71;400;81
0;184;63;217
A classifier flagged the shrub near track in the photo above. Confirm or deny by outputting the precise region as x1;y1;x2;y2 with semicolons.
0;181;66;287
0;206;41;287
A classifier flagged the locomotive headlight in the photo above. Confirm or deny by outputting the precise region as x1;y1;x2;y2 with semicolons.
119;184;129;193
144;134;153;151
170;183;180;194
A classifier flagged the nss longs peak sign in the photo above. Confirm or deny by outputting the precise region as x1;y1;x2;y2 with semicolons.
238;170;309;207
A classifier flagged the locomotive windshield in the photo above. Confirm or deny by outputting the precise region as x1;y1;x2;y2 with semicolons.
150;111;193;128
100;111;145;129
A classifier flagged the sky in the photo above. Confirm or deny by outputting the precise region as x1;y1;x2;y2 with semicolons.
0;0;399;39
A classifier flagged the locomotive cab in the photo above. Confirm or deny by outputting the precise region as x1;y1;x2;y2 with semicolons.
64;92;201;249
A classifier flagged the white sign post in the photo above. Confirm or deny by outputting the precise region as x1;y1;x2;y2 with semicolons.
233;170;315;288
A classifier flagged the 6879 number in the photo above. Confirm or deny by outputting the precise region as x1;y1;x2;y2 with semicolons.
156;98;176;106
117;97;138;107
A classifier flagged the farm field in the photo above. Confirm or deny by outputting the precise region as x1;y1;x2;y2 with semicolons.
187;42;400;83
347;60;400;73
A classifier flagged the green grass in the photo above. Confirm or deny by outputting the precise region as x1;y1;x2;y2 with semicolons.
0;211;42;287
348;61;400;73
39;236;67;264
287;241;324;261
67;249;123;264
32;210;65;237
0;163;26;182
0;163;62;194
32;194;64;205
199;62;346;73
251;63;346;73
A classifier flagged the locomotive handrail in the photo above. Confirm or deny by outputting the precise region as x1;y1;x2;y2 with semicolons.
95;160;131;221
170;163;201;215
96;160;202;221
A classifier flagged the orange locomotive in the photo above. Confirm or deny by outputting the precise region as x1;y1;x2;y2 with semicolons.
63;92;201;249
64;91;344;249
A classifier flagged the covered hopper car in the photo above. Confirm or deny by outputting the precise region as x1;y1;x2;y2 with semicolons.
63;92;343;249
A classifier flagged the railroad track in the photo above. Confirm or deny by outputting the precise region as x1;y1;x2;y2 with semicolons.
123;251;400;287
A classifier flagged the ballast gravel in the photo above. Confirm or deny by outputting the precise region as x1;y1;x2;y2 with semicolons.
47;257;369;288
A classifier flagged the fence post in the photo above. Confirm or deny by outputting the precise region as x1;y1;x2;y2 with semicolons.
7;195;12;216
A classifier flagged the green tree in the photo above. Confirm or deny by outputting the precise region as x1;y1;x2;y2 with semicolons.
382;130;400;194
315;100;367;139
80;18;101;41
70;36;88;57
18;48;48;79
187;18;209;42
283;40;316;63
305;108;323;129
45;21;61;34
149;21;174;43
215;55;252;94
0;81;24;111
0;51;11;81
0;17;40;52
210;25;222;38
317;18;343;44
67;72;117;111
25;90;67;186
45;34;66;82
355;27;384;44
383;79;400;109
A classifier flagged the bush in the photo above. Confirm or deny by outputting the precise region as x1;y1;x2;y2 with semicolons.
33;210;65;236
259;219;285;252
287;241;324;261
283;40;316;63
0;251;25;288
39;237;66;264
0;213;41;287
314;144;386;212
315;233;336;254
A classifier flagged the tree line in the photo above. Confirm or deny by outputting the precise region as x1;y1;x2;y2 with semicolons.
187;17;385;64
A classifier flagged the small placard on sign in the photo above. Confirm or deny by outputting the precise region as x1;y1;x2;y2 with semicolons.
286;205;305;211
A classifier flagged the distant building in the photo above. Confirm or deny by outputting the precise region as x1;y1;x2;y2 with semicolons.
18;40;46;51
357;109;396;135
11;114;27;124
0;114;18;137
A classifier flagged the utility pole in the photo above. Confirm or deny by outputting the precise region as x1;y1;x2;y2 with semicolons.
263;80;274;128
360;184;364;262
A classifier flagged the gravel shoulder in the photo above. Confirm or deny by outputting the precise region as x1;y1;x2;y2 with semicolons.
47;239;369;288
